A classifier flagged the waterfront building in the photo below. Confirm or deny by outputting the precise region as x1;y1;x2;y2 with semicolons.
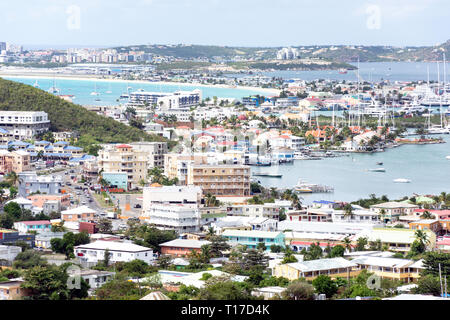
0;111;50;140
129;89;201;109
97;144;148;190
187;164;251;198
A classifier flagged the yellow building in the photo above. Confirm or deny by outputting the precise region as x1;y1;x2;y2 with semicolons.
363;227;436;252
164;154;208;185
0;280;26;300
187;164;251;197
98;144;148;189
273;257;360;281
351;256;424;283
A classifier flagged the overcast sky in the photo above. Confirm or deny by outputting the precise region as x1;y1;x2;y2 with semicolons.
2;0;449;49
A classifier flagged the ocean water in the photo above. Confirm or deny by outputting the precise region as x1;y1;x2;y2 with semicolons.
229;61;450;83
253;134;450;204
2;77;273;107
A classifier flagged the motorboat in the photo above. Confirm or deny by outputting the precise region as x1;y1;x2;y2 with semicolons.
393;178;411;183
446;156;450;160
368;168;386;172
427;125;450;134
295;179;334;193
376;162;383;165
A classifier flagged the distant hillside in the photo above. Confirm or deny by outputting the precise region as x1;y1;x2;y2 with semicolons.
0;78;166;146
112;41;450;63
113;44;274;59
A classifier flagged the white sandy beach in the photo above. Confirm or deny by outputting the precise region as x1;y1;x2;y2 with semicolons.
0;71;281;95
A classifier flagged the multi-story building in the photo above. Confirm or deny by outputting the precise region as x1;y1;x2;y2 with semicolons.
129;90;201;109
0;245;21;263
221;229;285;250
187;164;251;198
61;206;96;222
0;111;50;140
143;204;201;233
97;144;148;190
0;150;30;174
17;172;63;197
226;204;280;219
129;142;168;169
370;202;420;222
142;184;202;213
164;154;208;185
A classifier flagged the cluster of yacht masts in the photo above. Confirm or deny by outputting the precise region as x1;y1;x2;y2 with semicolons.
313;54;450;133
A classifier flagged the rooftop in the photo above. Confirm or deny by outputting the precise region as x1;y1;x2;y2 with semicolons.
75;240;152;252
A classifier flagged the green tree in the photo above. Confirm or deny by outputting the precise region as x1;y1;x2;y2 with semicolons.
330;245;346;258
196;278;252;300
411;275;442;296
312;275;338;298
13;250;47;269
281;280;315;300
21;265;69;300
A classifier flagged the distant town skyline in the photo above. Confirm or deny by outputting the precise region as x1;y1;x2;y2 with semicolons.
1;0;449;49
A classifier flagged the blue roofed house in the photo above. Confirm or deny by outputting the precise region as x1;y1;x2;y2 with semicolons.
311;200;340;210
62;145;83;157
0;127;13;144
221;229;286;250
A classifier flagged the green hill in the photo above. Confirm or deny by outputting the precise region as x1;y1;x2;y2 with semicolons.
0;78;167;151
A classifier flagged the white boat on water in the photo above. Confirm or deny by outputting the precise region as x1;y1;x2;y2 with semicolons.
295;179;334;193
393;178;411;183
446;156;450;160
368;168;386;172
427;125;450;134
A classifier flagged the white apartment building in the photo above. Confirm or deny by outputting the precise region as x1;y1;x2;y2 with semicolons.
129;89;201;110
143;204;201;233
97;144;148;190
0;111;50;140
74;240;155;266
142;185;202;213
129;142;168;169
226;204;280;219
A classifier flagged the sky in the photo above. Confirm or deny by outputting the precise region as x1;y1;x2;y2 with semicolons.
1;0;449;49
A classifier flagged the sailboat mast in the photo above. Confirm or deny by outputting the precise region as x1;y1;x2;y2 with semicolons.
437;61;443;127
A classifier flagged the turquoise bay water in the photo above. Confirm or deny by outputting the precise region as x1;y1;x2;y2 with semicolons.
3;77;272;107
254;135;450;204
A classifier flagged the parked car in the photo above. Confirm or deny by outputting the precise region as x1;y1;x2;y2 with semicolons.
134;204;142;208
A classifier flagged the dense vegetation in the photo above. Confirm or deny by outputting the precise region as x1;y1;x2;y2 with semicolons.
0;78;167;151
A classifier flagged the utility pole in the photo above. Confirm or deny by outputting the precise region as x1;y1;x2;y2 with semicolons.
439;263;444;297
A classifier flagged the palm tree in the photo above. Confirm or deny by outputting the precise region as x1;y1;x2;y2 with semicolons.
420;211;434;219
342;236;352;252
343;204;354;219
6;171;19;187
414;229;429;248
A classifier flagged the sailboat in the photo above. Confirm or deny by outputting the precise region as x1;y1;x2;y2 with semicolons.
47;77;60;94
105;82;112;94
427;59;450;134
90;82;100;96
33;80;40;88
